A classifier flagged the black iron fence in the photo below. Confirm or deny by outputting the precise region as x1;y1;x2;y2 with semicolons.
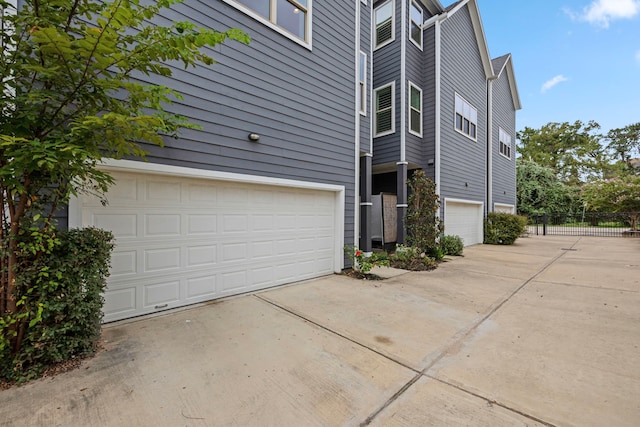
526;212;640;237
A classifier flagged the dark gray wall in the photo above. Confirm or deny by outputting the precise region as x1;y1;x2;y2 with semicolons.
372;0;401;166
421;23;437;181
361;2;372;153
439;4;487;203
58;1;362;248
491;67;517;207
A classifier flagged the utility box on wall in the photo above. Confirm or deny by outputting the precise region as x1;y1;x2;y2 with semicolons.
372;193;397;245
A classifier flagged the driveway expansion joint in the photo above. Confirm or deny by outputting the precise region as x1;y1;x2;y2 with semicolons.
426;376;559;427
360;239;580;425
253;294;420;374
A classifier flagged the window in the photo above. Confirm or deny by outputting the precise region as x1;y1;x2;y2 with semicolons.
358;52;367;115
499;128;512;158
374;82;395;137
409;1;422;49
409;82;422;136
374;0;394;49
231;0;310;43
454;93;477;140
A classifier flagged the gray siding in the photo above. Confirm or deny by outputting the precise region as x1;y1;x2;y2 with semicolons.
439;5;487;204
72;1;360;247
372;0;401;166
361;2;372;153
421;24;437;181
492;69;517;207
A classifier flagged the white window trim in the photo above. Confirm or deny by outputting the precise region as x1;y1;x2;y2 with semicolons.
359;51;367;116
374;0;395;50
454;92;478;142
374;81;395;138
409;0;423;50
223;0;313;49
408;81;422;137
499;127;512;159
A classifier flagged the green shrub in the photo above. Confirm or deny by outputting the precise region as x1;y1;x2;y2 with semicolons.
344;246;389;274
389;245;438;271
484;213;528;245
405;170;443;254
440;235;464;256
1;227;113;383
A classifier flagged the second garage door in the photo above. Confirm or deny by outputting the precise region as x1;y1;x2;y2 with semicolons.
444;200;484;246
74;169;341;322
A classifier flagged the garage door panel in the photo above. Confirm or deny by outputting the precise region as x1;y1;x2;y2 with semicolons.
144;247;181;272
146;180;181;202
103;287;137;318
93;213;137;238
186;275;217;300
187;245;217;267
144;280;180;308
83;171;338;322
445;201;484;246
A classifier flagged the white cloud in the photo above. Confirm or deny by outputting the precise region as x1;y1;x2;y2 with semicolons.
541;75;569;93
571;0;640;28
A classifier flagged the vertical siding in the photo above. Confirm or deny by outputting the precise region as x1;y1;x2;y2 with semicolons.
492;70;517;207
86;2;359;246
372;0;401;166
439;5;487;203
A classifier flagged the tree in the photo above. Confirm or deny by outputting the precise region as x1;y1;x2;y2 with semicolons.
582;175;640;230
405;170;443;254
517;120;608;185
516;159;579;215
606;122;640;175
0;0;248;354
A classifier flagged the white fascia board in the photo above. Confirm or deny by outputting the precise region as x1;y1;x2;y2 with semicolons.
97;159;345;192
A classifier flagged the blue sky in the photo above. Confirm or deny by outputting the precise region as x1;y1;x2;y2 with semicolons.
476;0;640;135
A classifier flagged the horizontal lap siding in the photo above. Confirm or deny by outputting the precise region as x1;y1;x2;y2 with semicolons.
361;4;372;153
492;71;517;207
405;6;425;167
128;2;358;246
372;0;401;166
439;5;487;203
422;25;437;181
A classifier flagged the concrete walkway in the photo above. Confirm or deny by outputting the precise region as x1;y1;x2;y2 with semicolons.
1;236;639;426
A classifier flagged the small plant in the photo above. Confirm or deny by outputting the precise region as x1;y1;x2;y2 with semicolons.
344;246;389;275
440;235;464;256
484;213;528;245
388;245;438;271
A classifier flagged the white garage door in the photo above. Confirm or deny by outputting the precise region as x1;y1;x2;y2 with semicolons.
444;200;484;246
77;170;339;322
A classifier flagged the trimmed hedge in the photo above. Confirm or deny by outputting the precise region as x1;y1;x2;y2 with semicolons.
484;213;528;245
1;227;113;383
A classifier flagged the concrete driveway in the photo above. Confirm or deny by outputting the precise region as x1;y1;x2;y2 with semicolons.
1;236;639;426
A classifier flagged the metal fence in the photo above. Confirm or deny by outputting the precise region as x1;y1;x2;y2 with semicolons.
526;212;640;237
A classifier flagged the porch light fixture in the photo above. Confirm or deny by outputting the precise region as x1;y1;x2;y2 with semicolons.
248;133;260;142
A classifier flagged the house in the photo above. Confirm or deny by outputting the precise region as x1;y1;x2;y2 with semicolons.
10;0;518;322
367;0;521;248
59;0;371;322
